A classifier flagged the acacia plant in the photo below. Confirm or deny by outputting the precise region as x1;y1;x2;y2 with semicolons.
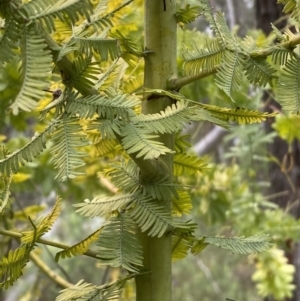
1;0;299;300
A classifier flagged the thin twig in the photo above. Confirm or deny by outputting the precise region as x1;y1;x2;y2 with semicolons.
196;258;222;295
29;251;72;289
0;228;103;260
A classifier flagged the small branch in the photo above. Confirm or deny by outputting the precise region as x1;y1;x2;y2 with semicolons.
196;258;222;295
172;33;300;90
0;229;102;260
98;175;118;194
29;251;72;289
169;66;219;90
113;132;170;181
104;0;134;18
250;34;300;58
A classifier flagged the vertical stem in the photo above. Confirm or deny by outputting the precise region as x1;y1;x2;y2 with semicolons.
135;1;177;301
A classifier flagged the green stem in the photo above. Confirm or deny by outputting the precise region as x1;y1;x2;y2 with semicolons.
169;65;219;90
29;251;72;288
0;228;101;260
135;1;177;301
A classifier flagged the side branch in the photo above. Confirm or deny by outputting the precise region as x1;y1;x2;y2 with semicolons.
250;34;300;58
168;66;219;90
0;229;101;260
30;252;72;288
172;34;300;90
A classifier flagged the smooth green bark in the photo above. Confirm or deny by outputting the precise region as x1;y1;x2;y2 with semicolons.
135;1;177;301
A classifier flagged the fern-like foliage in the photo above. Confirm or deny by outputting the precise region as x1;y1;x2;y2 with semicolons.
74;193;136;217
141;176;180;201
129;196;173;237
21;197;62;244
20;0;93;33
72;33;119;61
172;190;192;217
175;4;201;26
0;18;21;63
0;244;32;289
66;90;138;120
271;47;293;65
278;0;300;22
132;100;198;134
50;116;88;182
0;119;59;175
110;30;143;63
215;51;245;100
174;153;207;176
104;160;140;193
192;234;272;255
105;159;180;200
200;0;237;50
92;138;120;157
68;55;102;94
182;39;224;75
0;174;13;215
143;88;276;125
0;192;60;288
96;214;143;272
74;0;112;35
244;56;276;87
195;103;278;124
121;123;174;160
172;233;194;262
277;57;300;112
10;25;52;114
56;274;133;301
55;228;102;262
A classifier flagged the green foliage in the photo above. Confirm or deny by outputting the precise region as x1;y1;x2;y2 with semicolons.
1;0;293;298
50;116;88;182
20;0;93;33
0;119;59;175
96;214;143;272
172;233;193;262
10;25;52;114
192;235;272;255
0;197;61;288
182;38;224;74
0;244;33;289
173;153;207;176
21;197;62;244
252;248;296;300
278;0;300;22
0;173;13;215
277;57;300;112
175;4;201;27
55;228;102;262
196;103;277;124
272;114;300;143
56;275;133;301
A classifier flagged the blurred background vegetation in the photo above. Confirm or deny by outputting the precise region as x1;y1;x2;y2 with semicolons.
1;0;300;300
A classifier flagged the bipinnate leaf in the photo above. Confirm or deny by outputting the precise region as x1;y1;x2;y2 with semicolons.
55;228;102;262
96;215;143;272
0;245;32;289
21;197;62;244
74;194;136;217
192;234;272;255
0;174;13;215
56;274;134;301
